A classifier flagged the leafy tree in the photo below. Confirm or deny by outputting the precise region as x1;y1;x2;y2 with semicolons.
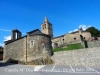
85;27;100;37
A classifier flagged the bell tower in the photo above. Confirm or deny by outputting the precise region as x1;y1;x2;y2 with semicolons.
41;16;53;39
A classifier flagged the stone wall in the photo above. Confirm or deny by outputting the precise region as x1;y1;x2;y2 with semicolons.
64;34;81;43
51;47;100;66
81;32;92;40
87;40;100;48
52;31;91;48
64;32;91;44
3;37;27;62
27;35;52;62
52;36;64;48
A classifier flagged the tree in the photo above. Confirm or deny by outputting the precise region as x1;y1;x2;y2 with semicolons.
85;27;100;37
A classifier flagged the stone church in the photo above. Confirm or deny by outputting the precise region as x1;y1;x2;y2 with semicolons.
3;16;91;63
41;17;91;48
3;28;53;63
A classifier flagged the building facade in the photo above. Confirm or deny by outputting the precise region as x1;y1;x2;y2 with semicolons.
3;29;53;63
51;28;91;48
40;17;92;48
3;17;92;63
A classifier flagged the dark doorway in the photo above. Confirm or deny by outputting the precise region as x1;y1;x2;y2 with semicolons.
94;37;98;40
0;51;3;60
54;43;58;48
80;35;84;41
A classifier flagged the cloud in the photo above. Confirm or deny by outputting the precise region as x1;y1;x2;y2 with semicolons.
69;25;92;33
0;43;4;47
22;33;26;34
0;29;26;47
79;25;92;30
88;25;92;28
69;29;78;33
79;25;87;30
0;29;26;34
3;33;26;42
73;29;78;32
1;28;26;42
4;35;11;41
0;29;11;32
69;31;73;33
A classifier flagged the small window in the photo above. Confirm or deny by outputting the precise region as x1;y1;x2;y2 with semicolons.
74;38;76;40
30;40;34;46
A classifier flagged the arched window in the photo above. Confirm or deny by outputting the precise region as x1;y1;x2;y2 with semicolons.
44;24;46;28
30;40;34;46
42;26;44;29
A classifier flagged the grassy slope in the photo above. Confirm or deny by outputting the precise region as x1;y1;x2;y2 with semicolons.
53;43;84;52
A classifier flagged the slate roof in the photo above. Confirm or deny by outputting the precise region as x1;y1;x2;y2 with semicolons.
53;34;65;39
4;35;27;45
27;29;40;34
70;31;87;34
27;29;51;37
70;31;79;34
5;29;51;45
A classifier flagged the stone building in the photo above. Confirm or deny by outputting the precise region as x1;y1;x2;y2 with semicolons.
3;16;92;63
51;28;91;48
3;29;53;63
41;17;92;48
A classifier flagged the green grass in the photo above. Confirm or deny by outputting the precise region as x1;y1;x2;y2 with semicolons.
53;43;84;52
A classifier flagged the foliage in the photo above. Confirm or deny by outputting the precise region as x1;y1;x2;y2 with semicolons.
53;43;84;52
85;27;100;37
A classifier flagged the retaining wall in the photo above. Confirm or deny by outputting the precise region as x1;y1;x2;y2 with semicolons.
51;47;100;66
